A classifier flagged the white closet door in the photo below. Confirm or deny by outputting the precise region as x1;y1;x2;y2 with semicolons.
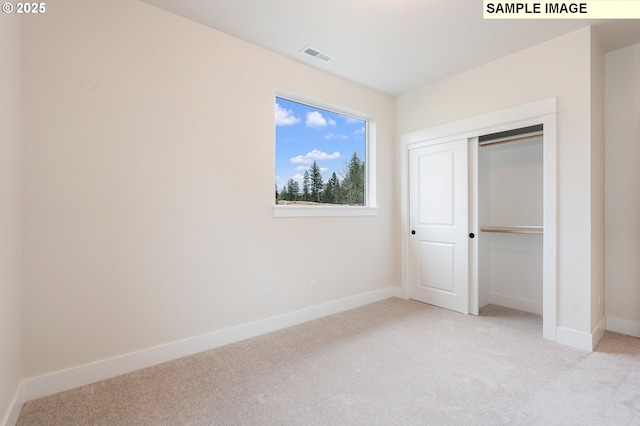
409;140;469;314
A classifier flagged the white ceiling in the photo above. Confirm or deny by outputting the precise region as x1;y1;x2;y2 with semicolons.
144;0;640;96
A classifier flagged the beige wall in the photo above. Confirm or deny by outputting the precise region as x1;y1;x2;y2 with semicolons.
397;27;601;335
0;13;22;424
22;0;397;378
605;42;640;336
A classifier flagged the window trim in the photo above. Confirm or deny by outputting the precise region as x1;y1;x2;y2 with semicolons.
274;89;377;218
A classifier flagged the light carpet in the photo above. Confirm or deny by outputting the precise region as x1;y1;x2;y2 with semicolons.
16;298;640;425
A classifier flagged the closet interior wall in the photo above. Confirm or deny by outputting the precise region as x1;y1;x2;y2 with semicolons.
477;130;544;315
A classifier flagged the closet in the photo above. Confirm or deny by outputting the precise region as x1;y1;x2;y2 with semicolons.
402;98;556;340
477;125;544;315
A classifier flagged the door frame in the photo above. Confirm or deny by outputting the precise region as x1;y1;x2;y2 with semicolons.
400;98;557;342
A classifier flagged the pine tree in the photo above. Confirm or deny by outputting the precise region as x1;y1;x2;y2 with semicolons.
324;172;340;204
290;179;300;200
285;178;300;201
309;161;324;202
302;170;310;201
340;152;365;205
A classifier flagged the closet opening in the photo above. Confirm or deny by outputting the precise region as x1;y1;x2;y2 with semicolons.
476;124;544;323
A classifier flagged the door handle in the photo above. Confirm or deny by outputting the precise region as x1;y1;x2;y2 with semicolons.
411;230;416;235
469;233;475;238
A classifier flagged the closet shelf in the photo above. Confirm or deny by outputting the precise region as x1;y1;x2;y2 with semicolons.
480;225;543;235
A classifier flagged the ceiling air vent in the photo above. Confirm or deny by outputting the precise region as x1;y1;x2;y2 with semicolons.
301;46;334;63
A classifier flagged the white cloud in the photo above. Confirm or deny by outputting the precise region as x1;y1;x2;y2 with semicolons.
275;103;300;126
345;116;363;124
290;149;341;165
305;111;326;129
305;111;336;129
325;133;349;140
354;126;365;137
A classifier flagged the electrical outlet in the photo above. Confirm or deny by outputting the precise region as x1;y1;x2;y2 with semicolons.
310;280;317;293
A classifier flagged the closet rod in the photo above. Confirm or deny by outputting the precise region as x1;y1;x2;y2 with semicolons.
480;227;543;235
479;132;542;147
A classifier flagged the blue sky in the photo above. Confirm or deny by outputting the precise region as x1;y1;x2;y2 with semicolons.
275;97;366;191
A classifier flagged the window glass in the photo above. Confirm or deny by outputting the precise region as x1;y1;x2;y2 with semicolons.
275;96;367;206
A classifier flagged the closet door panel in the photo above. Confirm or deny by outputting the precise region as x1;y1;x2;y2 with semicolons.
419;241;455;293
418;150;455;226
409;140;469;314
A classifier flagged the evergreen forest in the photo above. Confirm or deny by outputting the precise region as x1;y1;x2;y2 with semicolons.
276;152;365;206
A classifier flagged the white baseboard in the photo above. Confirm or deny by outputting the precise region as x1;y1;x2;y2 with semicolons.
556;326;594;352
553;317;606;352
489;292;543;316
606;316;640;338
23;286;401;402
1;381;24;426
592;316;607;349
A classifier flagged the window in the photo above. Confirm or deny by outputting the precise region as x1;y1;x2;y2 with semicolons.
274;91;376;217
